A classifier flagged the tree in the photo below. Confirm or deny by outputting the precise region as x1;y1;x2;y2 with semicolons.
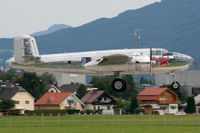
121;75;138;99
0;99;15;110
140;76;153;85
185;97;196;113
76;84;87;98
140;76;149;84
129;95;138;113
15;72;46;100
90;76;119;97
0;68;18;82
39;72;57;86
114;98;130;114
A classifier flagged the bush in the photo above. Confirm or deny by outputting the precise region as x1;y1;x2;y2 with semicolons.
66;109;80;115
135;107;145;114
86;109;95;114
95;109;102;114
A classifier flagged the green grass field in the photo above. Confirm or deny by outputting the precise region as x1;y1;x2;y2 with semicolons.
0;115;200;133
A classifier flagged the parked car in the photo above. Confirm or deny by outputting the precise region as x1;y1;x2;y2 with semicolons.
174;111;186;115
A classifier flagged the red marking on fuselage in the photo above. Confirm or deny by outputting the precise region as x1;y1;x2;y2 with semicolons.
152;56;169;61
160;60;168;66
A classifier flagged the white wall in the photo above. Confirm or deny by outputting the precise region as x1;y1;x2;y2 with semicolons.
53;72;86;86
36;72;86;86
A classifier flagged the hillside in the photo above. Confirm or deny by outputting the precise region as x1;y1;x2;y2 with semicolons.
0;0;200;67
31;24;72;36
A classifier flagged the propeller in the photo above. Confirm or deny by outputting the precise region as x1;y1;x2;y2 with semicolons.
149;44;153;81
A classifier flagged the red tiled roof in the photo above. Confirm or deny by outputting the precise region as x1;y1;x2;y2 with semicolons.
137;95;159;100
81;90;105;103
35;92;71;105
137;88;167;101
138;88;167;96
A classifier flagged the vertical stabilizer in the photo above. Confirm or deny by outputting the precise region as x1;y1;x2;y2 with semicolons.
14;35;39;64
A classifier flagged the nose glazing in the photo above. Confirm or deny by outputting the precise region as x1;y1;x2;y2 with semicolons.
175;52;193;65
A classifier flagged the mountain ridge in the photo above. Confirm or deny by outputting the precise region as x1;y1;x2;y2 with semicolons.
31;24;71;37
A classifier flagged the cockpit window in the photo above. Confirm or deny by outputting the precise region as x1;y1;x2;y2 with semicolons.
156;50;161;55
152;50;156;55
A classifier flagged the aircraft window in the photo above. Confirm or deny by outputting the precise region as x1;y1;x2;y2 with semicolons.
156;50;161;55
152;50;156;55
82;57;91;64
163;52;173;56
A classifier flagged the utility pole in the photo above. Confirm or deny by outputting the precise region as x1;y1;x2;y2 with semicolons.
134;29;141;48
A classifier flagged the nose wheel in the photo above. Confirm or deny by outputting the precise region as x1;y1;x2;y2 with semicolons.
171;81;180;90
170;72;180;90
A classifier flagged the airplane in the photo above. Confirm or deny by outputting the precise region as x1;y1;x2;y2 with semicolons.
6;35;193;92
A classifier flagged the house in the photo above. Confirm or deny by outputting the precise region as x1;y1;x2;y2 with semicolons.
81;90;116;114
0;85;34;114
194;94;200;114
137;88;178;115
59;83;80;95
46;84;60;93
35;92;84;110
46;83;80;95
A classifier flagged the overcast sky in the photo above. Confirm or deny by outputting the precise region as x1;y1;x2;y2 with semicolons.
0;0;161;38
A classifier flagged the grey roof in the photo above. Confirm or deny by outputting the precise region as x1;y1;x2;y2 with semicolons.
0;85;27;99
59;83;80;93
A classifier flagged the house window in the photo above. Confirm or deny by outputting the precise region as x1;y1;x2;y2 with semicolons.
15;101;20;105
67;99;74;106
169;97;172;101
170;105;177;109
104;97;106;101
98;106;100;110
107;106;110;110
25;101;29;104
160;97;166;102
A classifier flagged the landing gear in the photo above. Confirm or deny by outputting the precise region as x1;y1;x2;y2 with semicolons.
112;78;127;92
171;81;180;90
170;72;180;90
112;72;127;92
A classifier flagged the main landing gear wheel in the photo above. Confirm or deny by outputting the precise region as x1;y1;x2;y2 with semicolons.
171;81;180;90
112;78;127;92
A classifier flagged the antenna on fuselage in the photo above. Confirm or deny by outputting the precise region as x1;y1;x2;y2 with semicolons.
134;29;141;48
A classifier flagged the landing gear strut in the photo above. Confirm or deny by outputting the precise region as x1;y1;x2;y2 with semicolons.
112;72;127;92
170;72;180;90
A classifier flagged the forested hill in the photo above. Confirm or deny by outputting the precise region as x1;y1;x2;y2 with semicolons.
0;0;200;66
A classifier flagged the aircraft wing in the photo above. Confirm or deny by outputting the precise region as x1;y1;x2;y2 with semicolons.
84;54;131;67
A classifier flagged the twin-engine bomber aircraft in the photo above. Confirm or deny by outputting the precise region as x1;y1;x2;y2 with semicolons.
6;35;193;92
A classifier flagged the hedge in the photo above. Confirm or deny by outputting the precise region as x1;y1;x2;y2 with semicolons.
25;109;80;116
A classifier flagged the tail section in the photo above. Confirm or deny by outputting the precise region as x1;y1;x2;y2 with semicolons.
14;35;39;64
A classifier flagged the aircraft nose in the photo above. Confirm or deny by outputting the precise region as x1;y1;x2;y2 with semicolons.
176;53;193;65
